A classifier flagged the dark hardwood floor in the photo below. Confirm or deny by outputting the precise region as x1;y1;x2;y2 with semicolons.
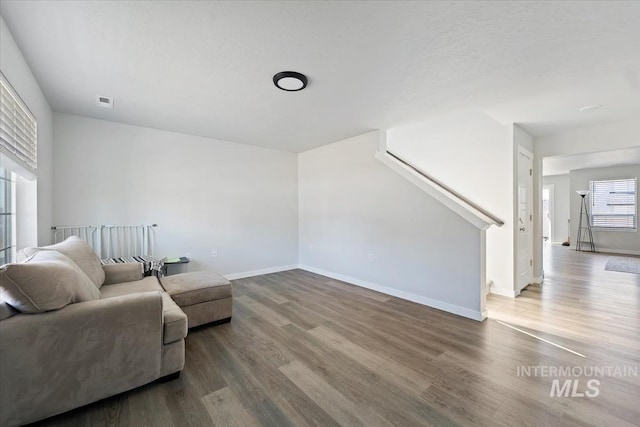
33;246;640;426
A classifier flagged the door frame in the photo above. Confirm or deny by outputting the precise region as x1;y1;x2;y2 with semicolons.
542;184;555;244
516;146;534;294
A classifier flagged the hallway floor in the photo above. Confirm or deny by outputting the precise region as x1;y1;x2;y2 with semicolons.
487;244;639;424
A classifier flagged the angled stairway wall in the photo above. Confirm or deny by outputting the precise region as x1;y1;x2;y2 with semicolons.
298;131;489;320
375;149;503;230
384;109;522;297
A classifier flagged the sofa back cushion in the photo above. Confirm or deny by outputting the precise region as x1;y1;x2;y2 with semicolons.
0;251;101;313
23;236;105;289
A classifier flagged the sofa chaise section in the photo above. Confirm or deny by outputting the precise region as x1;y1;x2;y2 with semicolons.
0;237;188;426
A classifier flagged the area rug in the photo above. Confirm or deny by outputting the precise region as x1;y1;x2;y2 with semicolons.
605;256;640;274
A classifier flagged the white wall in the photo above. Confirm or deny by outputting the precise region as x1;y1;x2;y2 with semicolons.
15;176;37;250
0;16;53;246
513;124;533;152
298;131;485;320
543;174;570;244
386;110;516;296
570;164;640;254
53;113;298;276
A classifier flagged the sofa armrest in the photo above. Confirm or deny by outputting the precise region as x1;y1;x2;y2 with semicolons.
0;292;163;427
102;262;144;285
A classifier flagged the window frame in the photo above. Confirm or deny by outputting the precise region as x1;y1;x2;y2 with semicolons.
0;167;16;265
0;73;38;264
589;178;637;232
0;71;38;178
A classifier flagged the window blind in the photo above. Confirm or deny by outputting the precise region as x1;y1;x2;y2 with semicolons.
590;178;636;229
0;73;37;175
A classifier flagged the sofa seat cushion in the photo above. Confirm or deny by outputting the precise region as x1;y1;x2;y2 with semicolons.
24;236;105;289
0;251;101;313
100;277;187;344
160;271;232;307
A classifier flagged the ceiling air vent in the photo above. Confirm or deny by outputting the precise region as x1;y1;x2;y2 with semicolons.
96;95;114;109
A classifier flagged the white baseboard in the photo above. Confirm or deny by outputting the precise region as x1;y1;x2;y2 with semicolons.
597;248;640;256
570;246;640;256
224;264;298;280
298;264;486;321
490;286;516;298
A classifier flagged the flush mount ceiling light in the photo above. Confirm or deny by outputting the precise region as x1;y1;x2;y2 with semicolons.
578;104;602;112
273;71;308;92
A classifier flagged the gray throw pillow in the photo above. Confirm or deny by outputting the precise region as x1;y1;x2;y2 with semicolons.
23;236;106;289
0;250;101;313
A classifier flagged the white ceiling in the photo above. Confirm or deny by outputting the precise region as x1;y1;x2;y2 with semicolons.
543;148;640;176
1;1;640;152
486;76;640;137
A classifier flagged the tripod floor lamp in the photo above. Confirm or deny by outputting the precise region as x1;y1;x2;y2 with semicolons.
576;190;596;252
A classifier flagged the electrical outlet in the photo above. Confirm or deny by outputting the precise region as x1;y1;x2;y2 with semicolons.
212;249;218;258
186;253;192;260
368;253;374;262
309;243;314;251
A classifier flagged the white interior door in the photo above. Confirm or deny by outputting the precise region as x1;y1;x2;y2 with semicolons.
517;148;534;292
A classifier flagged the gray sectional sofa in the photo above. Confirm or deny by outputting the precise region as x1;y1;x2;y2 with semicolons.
0;237;188;427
